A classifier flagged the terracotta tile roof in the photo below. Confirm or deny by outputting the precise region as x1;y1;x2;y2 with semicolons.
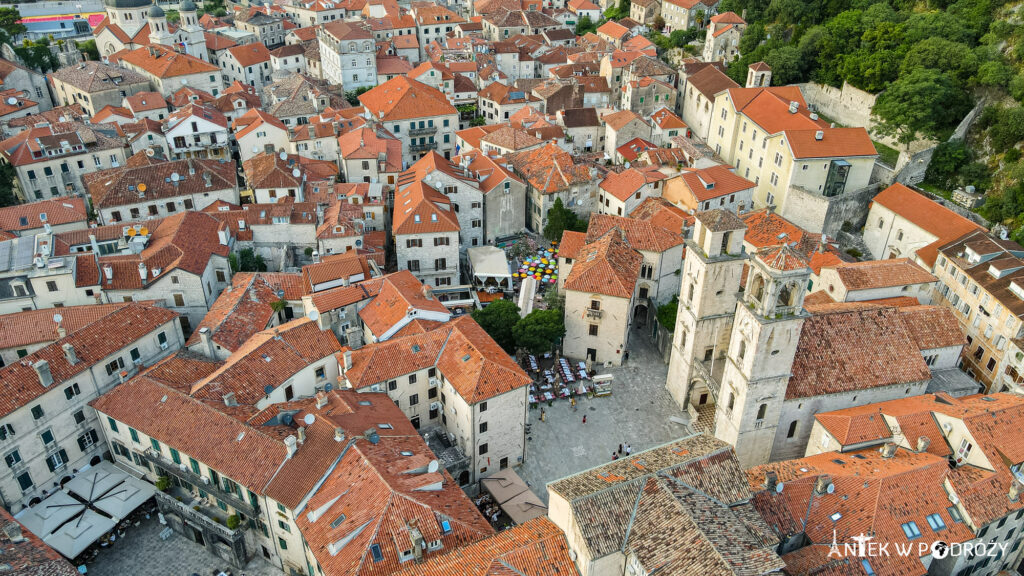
749;446;975;576
83;151;237;210
243;152;313;190
785;305;932;399
359;76;457;122
827;258;936;291
479;125;542;151
586;213;682;253
65;212;231;290
615;137;656;163
91;105;134;123
204;31;238;51
509;142;592;194
787;127;877;159
628;197;693;236
452;150;523;193
695;208;745;233
392;181;460;236
740;208;806;248
710;10;745;24
357;271;451;337
124;91;167;113
344;325;449;388
189;319;342;406
0;304;178;417
598;168;650;202
302;252;373;292
0;303;133;350
116;45;220;78
565;228;642;298
871;183;983;267
289;394;491;576
338;126;402;170
392;518;575;576
169;86;215;108
455;125;503;150
596;20;628;40
0;122;124;167
437;316;531;403
185;273;285;353
897;305;965;351
558;230;586;260
674;164;755;203
602;109;645;131
231;108;287;140
0;198;86;234
649;107;686;130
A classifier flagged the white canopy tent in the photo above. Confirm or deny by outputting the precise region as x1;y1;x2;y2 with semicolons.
467;246;512;289
16;461;156;559
66;462;156;520
43;510;117;559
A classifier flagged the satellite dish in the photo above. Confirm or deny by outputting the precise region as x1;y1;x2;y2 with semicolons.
307;309;320;322
826;483;835;494
279;151;288;160
263;384;274;395
181;78;188;85
303;413;315;426
324;382;333;392
6;97;16;106
53;313;63;324
775;482;784;494
138;183;147;192
292;168;301;178
170;172;180;182
427;460;439;473
252;145;260;154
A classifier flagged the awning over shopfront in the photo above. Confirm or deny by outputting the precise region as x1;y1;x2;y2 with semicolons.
468;246;511;287
16;461;156;558
479;468;547;524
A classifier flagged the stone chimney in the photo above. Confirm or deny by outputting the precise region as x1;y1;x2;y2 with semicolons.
284;435;298;458
343;350;353;371
2;522;24;542
315;391;329;410
33;359;53;387
103;265;114;283
880;442;898;458
62;343;78;365
916;436;931;453
138;262;148;285
297;426;306;444
334;426;344;442
1011;480;1023;502
814;475;832;495
764;470;778;489
198;326;216;358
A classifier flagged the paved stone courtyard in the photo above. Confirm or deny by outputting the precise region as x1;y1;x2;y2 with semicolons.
517;327;694;504
87;515;284;576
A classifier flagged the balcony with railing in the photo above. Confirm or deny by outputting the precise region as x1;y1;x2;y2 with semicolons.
156;486;248;543
585;308;603;319
410;141;438;153
409;126;437;137
143;448;258;517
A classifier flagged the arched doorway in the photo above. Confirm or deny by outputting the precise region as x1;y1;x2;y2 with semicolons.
458;471;470;485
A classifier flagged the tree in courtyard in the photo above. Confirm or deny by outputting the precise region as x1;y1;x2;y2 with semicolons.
543;198;587;242
0;164;18;208
575;15;597;36
513;309;565;354
472;299;521;353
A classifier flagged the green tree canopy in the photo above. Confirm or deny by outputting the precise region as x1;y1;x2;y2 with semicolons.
513;309;565;354
575;15;597;36
900;37;978;89
872;68;968;144
0;163;18;207
543;198;587;242
471;299;521;353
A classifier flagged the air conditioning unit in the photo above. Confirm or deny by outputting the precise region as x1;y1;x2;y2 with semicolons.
201;476;210;484
179;463;187;471
160;342;169;350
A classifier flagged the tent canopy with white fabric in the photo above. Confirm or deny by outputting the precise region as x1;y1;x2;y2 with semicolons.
15;461;156;559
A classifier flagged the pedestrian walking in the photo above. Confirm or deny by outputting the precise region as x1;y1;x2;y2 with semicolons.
540;408;546;422
618;443;623;454
625;443;632;455
582;415;587;424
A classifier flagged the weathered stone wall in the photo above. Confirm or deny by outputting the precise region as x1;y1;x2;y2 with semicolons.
798;81;877;131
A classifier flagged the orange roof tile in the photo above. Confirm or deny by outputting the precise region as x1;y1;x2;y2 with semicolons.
359;76;457;122
870;183;983;267
564;228;641;298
